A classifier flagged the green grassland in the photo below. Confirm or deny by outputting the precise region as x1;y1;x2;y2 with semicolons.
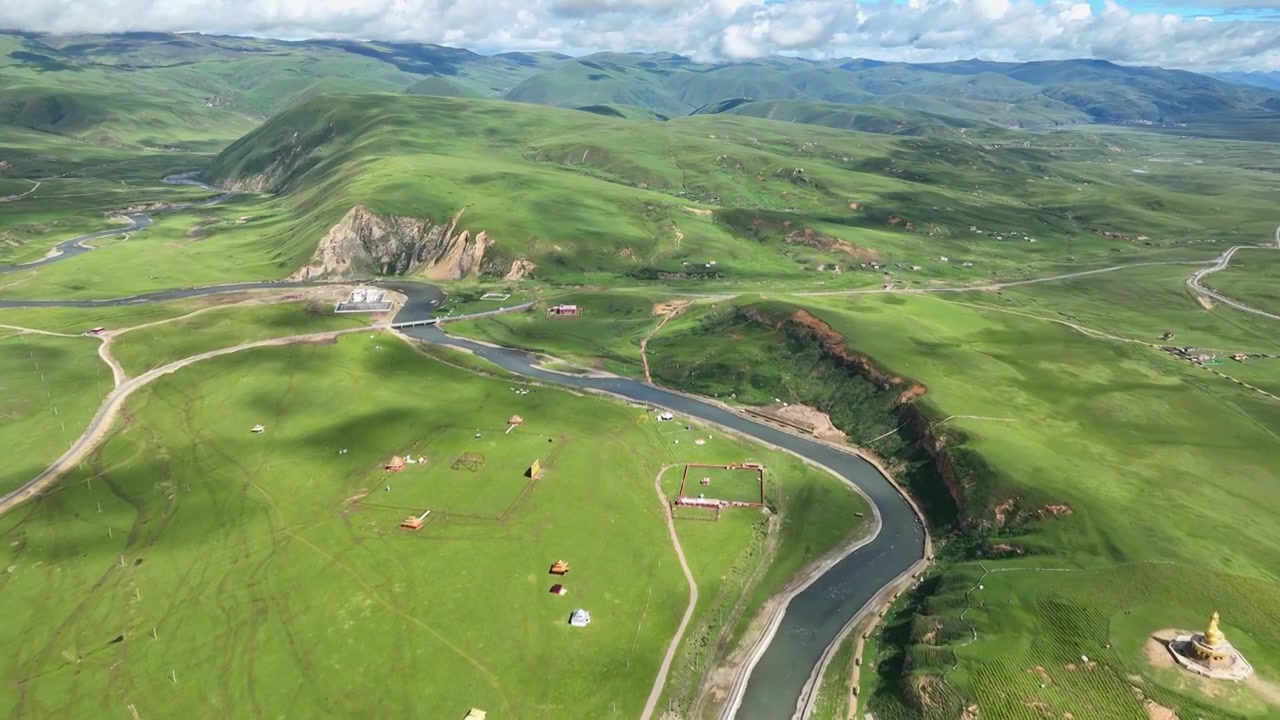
1;32;561;148
0;332;867;718
809;633;856;720
5;30;1280;720
955;263;1280;353
0;126;217;264
0;331;112;495
7;31;1280;156
913;563;1280;720
0;299;222;334
649;418;872;714
109;301;374;376
703;99;1011;139
447;291;665;374
451;266;1280;717
765;291;1280;718
198;93;1280;293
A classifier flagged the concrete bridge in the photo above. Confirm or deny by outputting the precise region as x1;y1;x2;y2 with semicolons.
390;301;535;329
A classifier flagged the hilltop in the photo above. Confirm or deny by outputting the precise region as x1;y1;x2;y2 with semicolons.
3;30;1280;151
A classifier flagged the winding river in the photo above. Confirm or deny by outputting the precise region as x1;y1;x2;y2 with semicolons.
0;181;927;719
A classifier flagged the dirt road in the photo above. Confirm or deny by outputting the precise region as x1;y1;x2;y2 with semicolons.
0;325;381;515
640;465;700;720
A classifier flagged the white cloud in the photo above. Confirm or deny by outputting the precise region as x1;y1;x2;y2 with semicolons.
2;0;1279;71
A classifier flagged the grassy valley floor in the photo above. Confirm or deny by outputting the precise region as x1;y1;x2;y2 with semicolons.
0;326;868;718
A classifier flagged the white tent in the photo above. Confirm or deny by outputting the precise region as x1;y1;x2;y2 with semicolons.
570;609;591;627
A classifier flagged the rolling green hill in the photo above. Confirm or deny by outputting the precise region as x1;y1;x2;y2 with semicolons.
696;99;1006;138
0;31;558;148
502;53;1280;127
193;93;1280;290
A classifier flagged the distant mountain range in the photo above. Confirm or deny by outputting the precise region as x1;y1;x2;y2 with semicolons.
2;30;1278;148
1211;71;1280;92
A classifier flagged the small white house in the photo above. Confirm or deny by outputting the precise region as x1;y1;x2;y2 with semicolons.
570;609;591;627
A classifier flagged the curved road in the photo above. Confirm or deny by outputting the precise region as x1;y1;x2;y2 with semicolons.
3;178;1274;719
1185;225;1280;321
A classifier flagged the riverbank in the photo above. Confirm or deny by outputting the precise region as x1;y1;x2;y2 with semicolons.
407;324;928;719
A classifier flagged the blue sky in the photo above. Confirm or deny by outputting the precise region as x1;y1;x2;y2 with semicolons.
1123;0;1279;19
3;0;1280;70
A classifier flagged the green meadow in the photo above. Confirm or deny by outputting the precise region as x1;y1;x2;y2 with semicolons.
0;330;112;495
109;300;374;376
4;33;1280;719
0;332;867;719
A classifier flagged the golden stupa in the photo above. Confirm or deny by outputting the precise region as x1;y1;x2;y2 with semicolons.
1189;610;1232;670
1167;609;1253;680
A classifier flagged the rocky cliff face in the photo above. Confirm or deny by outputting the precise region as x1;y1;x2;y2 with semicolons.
290;205;532;282
768;307;971;522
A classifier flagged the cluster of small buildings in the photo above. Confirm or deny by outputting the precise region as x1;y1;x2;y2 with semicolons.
1165;346;1218;365
1163;346;1254;367
970;226;1037;243
857;258;973;274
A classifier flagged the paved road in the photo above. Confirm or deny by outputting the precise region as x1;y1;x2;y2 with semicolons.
1185;225;1280;321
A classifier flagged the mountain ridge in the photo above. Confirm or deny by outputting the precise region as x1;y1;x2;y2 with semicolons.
2;29;1278;149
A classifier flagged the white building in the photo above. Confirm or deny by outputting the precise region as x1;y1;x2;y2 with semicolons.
570;609;591;627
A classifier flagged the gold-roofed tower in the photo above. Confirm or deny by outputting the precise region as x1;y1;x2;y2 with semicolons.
1166;609;1253;681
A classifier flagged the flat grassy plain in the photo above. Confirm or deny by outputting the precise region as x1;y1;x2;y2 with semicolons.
958;262;1280;352
0;194;307;300
0;299;235;334
647;416;872;714
109;301;373;376
449;291;667;374
0;126;215;264
0;330;112;495
0;333;866;718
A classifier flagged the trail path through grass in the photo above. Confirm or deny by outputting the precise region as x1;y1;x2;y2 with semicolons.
641;464;700;720
0;323;82;338
937;297;1280;404
641;307;685;384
